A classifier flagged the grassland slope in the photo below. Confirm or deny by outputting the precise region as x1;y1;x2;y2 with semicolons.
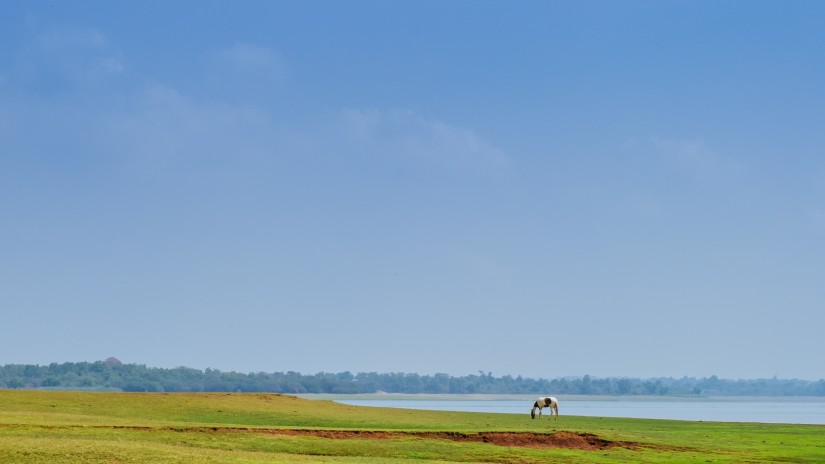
1;390;823;463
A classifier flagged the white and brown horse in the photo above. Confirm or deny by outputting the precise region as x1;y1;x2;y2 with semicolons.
530;396;559;419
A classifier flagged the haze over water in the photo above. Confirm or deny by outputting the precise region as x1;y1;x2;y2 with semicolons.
337;398;825;425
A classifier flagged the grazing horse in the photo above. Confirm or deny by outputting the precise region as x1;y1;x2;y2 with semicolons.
530;396;559;419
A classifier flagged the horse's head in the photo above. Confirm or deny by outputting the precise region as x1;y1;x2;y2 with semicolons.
530;408;536;419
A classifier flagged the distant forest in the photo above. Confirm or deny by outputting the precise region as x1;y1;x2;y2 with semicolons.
2;359;824;396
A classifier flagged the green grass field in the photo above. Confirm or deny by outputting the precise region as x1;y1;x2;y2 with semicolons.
1;390;823;463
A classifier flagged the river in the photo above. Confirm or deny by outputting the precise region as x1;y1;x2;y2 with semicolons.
328;396;825;425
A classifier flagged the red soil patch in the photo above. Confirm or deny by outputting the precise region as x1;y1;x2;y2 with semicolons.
269;429;635;451
59;425;636;451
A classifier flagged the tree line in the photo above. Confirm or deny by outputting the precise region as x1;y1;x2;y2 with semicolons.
1;359;823;396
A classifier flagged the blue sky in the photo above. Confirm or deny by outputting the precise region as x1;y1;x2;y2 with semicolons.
2;1;824;380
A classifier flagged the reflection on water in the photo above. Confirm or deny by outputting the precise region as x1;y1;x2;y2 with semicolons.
335;399;825;424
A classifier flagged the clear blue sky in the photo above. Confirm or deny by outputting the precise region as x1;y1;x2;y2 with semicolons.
2;1;824;380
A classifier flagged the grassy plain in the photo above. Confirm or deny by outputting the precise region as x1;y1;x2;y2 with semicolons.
1;390;823;463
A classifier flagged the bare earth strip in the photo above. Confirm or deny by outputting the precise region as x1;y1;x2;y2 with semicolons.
0;423;635;451
271;429;637;450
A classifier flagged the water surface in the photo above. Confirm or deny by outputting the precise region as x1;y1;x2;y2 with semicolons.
334;397;825;424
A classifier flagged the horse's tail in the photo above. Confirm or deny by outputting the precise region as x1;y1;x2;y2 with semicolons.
530;401;538;419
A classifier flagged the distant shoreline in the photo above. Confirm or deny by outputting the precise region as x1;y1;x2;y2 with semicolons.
297;393;825;402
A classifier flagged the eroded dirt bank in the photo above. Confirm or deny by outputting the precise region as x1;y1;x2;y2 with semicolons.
267;428;636;450
15;424;636;451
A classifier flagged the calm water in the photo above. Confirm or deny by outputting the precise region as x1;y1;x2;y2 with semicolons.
336;398;825;425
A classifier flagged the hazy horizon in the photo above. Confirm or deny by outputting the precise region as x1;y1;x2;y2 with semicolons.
2;1;824;380
5;358;824;383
